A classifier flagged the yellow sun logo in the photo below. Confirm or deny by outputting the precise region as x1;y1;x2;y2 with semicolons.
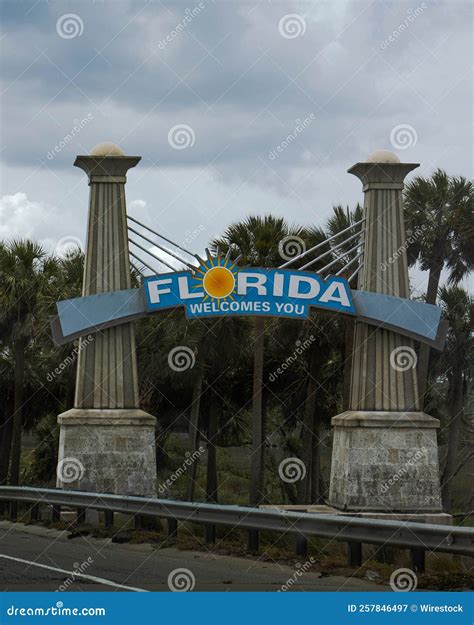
192;251;239;303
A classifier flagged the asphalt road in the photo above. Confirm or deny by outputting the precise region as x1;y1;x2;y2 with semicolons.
0;521;384;592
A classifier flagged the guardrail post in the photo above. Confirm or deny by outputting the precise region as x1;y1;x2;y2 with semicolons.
247;529;259;554
296;534;308;558
30;503;40;522
104;510;114;528
10;502;18;521
76;508;86;525
168;518;178;539
134;514;144;530
52;505;61;522
205;524;216;544
348;541;362;567
410;548;425;574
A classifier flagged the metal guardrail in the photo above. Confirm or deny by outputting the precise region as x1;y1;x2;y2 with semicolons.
0;486;472;568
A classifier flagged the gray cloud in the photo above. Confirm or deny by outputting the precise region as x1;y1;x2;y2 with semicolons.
0;0;472;298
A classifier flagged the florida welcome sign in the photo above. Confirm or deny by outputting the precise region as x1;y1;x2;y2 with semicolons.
144;255;355;319
50;254;445;350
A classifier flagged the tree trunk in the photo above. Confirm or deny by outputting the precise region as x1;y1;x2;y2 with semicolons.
441;365;464;511
310;410;323;504
205;393;219;504
417;263;443;404
9;338;25;486
298;346;319;503
187;369;204;501
0;405;13;485
249;316;265;506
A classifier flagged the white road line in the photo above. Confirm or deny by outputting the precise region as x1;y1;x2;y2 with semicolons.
0;554;147;592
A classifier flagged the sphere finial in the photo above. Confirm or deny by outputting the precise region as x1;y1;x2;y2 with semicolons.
366;149;400;164
90;142;125;157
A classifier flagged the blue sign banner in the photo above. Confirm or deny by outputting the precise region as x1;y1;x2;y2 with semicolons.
144;265;356;320
1;592;471;625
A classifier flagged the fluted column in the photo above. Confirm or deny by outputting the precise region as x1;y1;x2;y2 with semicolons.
328;151;443;515
73;152;140;409
56;143;156;499
348;160;419;412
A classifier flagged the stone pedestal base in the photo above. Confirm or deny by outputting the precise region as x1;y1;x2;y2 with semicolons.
57;408;157;497
328;411;442;513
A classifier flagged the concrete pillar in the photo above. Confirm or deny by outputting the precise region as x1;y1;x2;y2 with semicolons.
328;150;442;514
57;142;157;497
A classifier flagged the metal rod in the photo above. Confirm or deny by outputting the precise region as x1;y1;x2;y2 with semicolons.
335;249;365;276
347;261;363;283
279;218;365;268
129;249;161;274
128;226;194;269
300;230;363;271
128;238;176;272
127;215;197;260
130;261;145;278
318;241;364;274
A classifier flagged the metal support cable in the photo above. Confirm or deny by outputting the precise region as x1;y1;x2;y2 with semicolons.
318;241;364;275
347;262;363;283
130;260;145;277
127;215;197;260
128;225;195;269
128;237;176;271
335;250;364;276
129;250;156;275
279;217;365;268
299;230;363;271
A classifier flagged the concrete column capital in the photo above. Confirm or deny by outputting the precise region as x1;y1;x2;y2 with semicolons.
348;162;419;187
74;155;141;184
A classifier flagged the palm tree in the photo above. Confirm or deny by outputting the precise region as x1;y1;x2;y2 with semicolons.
325;205;364;410
404;170;473;402
212;216;306;509
435;286;473;511
0;240;59;493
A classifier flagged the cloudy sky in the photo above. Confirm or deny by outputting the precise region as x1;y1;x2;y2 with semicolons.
0;0;472;295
